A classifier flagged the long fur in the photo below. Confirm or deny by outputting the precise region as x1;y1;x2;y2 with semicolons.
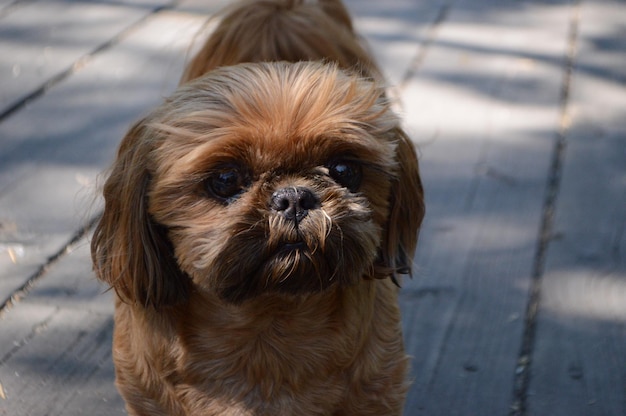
180;0;380;83
92;1;424;415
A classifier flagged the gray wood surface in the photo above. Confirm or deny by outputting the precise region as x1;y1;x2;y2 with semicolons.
0;0;624;415
527;1;626;415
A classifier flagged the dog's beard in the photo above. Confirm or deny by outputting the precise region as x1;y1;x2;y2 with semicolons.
169;191;381;304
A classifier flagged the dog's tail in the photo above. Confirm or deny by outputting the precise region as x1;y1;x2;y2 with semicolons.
180;0;380;84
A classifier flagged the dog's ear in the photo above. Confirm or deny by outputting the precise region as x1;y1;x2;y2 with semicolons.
380;127;425;281
91;120;189;308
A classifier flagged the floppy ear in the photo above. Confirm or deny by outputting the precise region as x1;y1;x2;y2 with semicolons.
91;120;189;308
381;127;425;281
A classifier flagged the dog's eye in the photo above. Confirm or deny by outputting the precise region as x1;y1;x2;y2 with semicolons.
205;164;249;201
327;160;362;192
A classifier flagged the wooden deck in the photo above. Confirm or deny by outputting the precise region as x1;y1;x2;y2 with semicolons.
0;0;624;415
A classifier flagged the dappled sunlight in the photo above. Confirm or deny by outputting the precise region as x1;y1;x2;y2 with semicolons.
419;213;539;256
540;269;626;323
0;11;208;192
403;78;564;141
0;1;149;112
0;0;624;414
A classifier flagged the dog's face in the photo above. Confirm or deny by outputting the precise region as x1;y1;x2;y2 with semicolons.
92;62;424;306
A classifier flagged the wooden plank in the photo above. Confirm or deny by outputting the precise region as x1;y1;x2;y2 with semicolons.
0;0;167;116
345;0;449;86
0;241;121;416
398;1;573;414
21;242;114;315
0;9;206;305
0;0;21;16
0;304;119;416
23;243;121;416
528;1;626;415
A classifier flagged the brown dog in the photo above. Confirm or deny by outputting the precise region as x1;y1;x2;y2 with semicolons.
91;1;424;415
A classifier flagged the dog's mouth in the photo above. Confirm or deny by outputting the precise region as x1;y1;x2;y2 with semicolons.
263;238;316;274
273;237;307;252
266;222;318;257
215;235;332;303
276;241;306;253
211;211;375;304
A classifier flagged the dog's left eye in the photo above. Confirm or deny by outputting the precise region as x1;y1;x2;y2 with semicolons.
205;164;249;201
327;160;362;192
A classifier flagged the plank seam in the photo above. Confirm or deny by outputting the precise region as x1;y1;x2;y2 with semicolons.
0;213;101;318
0;307;57;367
0;0;181;125
0;0;32;18
398;0;454;91
508;2;581;415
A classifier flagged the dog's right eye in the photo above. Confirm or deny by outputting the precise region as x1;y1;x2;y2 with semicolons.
205;164;249;202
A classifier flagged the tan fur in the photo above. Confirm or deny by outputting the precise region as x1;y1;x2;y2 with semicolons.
180;0;380;83
92;1;424;415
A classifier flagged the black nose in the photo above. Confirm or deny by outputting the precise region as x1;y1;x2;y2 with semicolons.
270;187;320;224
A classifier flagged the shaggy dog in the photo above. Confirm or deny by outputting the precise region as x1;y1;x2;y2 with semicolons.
92;1;424;414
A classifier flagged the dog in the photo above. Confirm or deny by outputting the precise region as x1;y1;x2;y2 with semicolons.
91;1;424;415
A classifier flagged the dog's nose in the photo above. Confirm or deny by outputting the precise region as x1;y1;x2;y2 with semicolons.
270;187;320;224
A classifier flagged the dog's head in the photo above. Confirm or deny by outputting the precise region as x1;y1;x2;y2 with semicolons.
91;62;423;306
